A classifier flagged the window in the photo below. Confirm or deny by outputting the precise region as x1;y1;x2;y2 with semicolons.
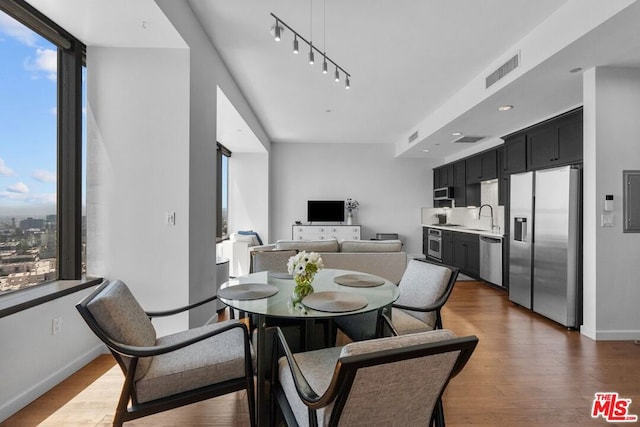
216;143;231;241
0;0;86;298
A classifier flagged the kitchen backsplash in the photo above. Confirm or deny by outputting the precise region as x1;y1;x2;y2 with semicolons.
421;181;505;234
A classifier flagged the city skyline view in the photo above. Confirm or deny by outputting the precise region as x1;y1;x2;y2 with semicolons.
1;10;61;218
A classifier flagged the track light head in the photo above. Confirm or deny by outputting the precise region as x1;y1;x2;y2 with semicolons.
345;76;350;89
271;22;283;41
322;57;328;74
309;48;315;65
334;67;340;82
293;36;299;54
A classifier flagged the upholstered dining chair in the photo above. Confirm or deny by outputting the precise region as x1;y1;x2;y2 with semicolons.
76;280;255;427
271;325;478;427
335;258;459;341
249;249;331;351
389;258;459;335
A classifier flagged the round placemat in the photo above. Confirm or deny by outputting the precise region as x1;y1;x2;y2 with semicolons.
302;291;368;313
268;271;293;279
218;283;279;300
334;273;385;287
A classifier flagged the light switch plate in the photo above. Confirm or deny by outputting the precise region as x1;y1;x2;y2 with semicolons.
601;214;614;227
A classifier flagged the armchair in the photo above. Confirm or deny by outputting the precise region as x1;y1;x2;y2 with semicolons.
335;259;459;341
76;280;255;426
271;325;478;426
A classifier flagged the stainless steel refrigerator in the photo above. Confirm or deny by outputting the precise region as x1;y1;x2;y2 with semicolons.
508;165;581;328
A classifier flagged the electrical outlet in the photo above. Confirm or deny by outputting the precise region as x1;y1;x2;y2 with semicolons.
52;317;62;335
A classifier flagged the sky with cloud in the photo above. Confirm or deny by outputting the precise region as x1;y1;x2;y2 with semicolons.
0;10;60;217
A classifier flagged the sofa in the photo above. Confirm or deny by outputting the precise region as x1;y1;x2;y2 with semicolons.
251;239;407;284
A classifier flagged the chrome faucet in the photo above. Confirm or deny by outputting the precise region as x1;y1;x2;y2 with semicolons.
478;204;495;231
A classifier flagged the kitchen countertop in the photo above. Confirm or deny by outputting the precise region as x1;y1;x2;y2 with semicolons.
422;224;505;238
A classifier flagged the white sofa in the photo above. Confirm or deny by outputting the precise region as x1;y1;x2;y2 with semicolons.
251;239;407;284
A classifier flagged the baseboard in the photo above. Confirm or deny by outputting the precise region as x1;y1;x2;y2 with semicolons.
588;329;640;341
0;343;107;423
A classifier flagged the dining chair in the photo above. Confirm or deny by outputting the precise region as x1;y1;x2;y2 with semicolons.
389;258;459;335
335;258;459;341
249;249;332;352
271;325;478;427
76;280;255;427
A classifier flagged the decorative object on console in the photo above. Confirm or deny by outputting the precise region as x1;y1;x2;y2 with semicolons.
287;251;324;306
345;198;359;225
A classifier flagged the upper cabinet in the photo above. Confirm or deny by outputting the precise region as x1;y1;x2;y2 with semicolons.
453;160;467;207
527;108;583;170
466;149;498;184
503;133;527;174
433;164;454;188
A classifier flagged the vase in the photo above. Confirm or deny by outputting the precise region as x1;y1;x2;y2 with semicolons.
292;274;315;305
346;211;353;225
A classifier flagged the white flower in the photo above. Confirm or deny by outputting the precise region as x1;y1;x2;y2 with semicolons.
287;251;323;276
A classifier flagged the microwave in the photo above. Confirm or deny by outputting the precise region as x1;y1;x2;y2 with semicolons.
433;187;454;200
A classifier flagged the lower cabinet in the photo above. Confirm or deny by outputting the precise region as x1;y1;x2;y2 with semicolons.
451;232;479;277
441;230;454;265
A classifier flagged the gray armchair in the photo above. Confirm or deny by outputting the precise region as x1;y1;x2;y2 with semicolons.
76;280;255;426
271;325;478;426
336;259;459;341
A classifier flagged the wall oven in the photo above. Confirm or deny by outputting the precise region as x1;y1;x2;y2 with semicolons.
426;228;442;261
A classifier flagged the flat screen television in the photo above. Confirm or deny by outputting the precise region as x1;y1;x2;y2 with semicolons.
307;200;345;223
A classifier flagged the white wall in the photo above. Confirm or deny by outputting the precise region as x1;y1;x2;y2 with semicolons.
582;67;640;340
0;286;104;422
87;47;192;334
270;143;437;255
156;0;271;327
228;152;270;244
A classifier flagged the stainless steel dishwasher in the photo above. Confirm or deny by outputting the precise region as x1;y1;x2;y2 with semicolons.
479;236;503;286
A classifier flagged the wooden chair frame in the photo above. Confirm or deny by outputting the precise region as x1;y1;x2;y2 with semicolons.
270;324;478;427
76;281;256;427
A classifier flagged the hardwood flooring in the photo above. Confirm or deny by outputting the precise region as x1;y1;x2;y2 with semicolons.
3;281;639;426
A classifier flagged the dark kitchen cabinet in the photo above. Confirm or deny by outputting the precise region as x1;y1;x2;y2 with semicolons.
453;160;467;207
528;109;582;170
452;232;479;277
466;149;498;184
441;230;454;265
503;132;527;174
433;164;453;188
497;146;507;206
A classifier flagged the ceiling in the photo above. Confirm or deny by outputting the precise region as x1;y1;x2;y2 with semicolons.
26;0;640;159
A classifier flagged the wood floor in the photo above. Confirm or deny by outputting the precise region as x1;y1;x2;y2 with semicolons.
4;281;639;426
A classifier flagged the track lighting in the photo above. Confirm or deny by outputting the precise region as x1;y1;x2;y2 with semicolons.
270;12;351;90
308;46;315;65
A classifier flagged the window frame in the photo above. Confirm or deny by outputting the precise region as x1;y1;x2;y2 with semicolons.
216;142;231;242
0;0;100;318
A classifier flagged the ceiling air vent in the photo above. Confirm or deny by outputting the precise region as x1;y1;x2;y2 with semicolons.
453;135;485;143
486;52;520;89
408;130;419;143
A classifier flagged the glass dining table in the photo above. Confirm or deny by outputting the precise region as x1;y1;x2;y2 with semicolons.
218;268;400;426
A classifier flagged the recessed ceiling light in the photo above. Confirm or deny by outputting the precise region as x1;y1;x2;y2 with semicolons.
422;149;430;152
325;109;332;113
569;67;583;73
451;132;463;136
498;105;514;111
435;143;440;146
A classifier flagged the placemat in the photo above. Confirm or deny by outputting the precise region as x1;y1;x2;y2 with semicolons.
333;273;385;287
268;271;293;279
302;291;368;313
218;283;279;300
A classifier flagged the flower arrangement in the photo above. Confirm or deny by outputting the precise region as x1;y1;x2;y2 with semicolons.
287;251;323;303
345;198;359;213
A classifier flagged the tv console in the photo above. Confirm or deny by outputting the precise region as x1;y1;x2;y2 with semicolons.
292;225;361;241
